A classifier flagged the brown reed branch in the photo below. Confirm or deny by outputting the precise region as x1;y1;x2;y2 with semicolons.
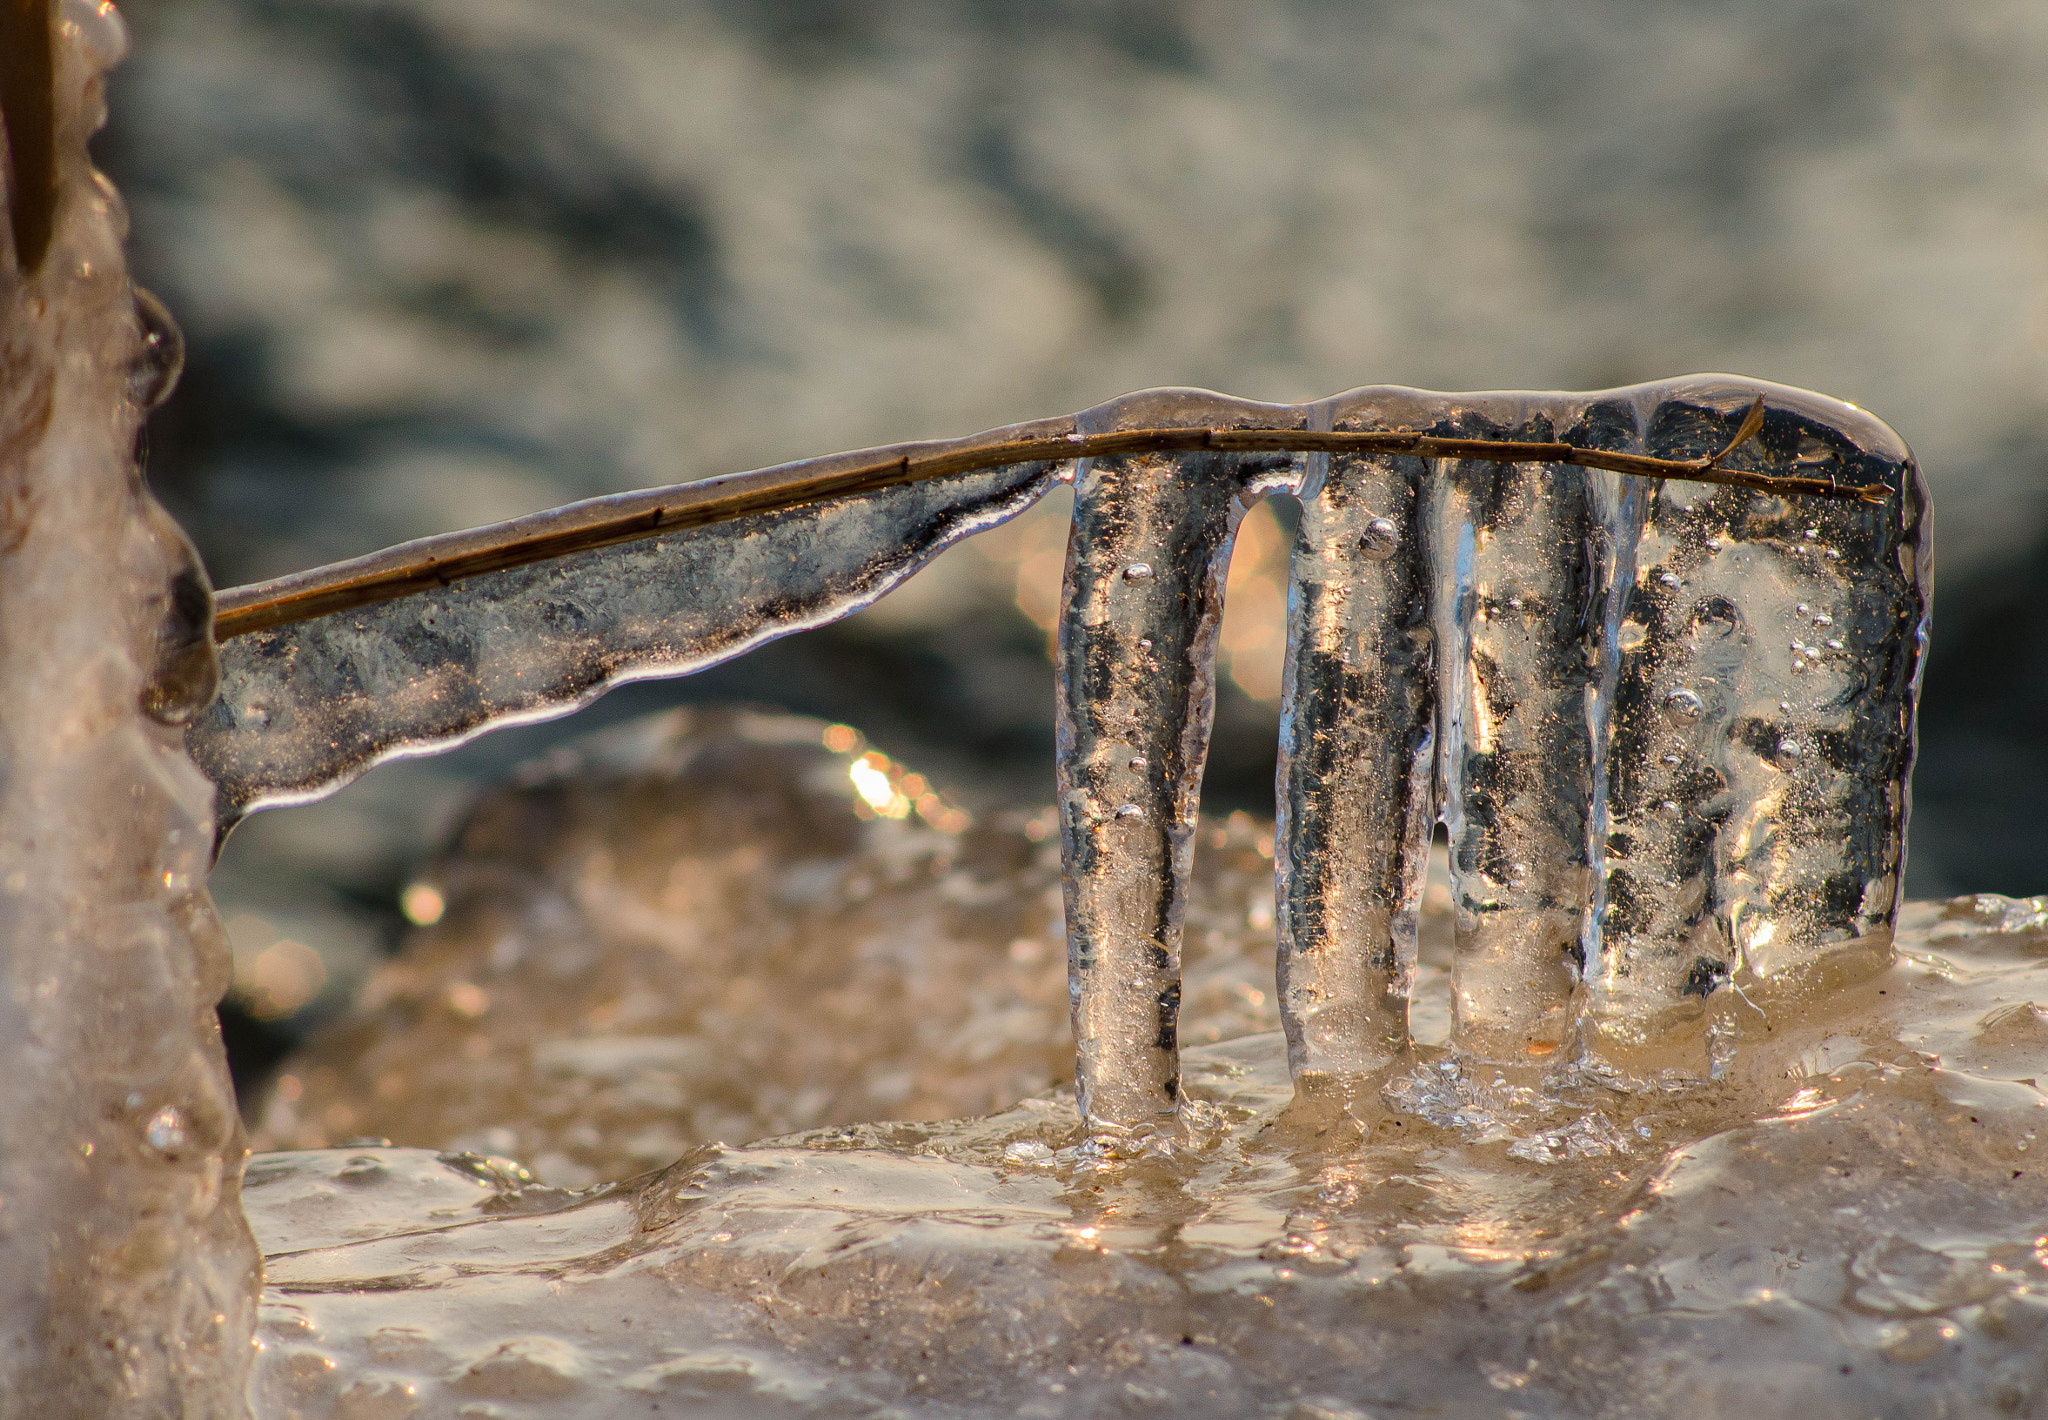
211;399;1886;641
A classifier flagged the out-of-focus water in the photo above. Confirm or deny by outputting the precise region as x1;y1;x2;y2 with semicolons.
98;0;2048;1064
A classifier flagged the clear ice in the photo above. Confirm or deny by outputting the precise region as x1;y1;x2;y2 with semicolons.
240;887;2048;1419
0;2;258;1412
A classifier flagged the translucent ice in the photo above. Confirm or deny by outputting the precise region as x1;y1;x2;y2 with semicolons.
238;897;2048;1418
1282;384;1927;1086
1056;391;1300;1123
192;443;1068;821
235;717;2038;1417
0;3;258;1411
194;377;1927;1126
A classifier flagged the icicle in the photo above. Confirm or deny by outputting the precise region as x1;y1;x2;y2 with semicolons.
1056;390;1300;1126
1275;391;1435;1079
1578;386;1928;1069
1427;405;1601;1061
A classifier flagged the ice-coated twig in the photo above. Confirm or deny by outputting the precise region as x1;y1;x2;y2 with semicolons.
189;377;1928;1130
210;391;1871;642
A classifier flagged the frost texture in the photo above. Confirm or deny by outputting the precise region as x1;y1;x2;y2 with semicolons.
193;376;1928;1124
0;2;258;1411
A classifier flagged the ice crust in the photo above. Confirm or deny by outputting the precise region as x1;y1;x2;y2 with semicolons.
0;2;258;1411
240;891;2048;1419
237;715;2048;1418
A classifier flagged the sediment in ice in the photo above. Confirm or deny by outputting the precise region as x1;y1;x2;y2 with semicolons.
0;2;258;1410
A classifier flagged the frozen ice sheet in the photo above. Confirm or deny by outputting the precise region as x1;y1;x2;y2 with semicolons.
241;899;2048;1418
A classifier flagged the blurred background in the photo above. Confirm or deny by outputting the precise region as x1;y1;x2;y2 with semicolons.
98;0;2048;1082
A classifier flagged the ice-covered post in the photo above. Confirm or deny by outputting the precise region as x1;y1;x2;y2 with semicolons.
0;2;259;1411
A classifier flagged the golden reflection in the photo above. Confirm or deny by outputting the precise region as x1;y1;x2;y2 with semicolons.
1220;499;1292;703
966;490;1295;705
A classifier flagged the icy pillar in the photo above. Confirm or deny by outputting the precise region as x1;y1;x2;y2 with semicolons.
0;3;260;1413
1275;429;1436;1078
1057;392;1300;1127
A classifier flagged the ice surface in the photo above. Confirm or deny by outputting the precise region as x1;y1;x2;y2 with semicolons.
0;3;258;1411
238;895;2048;1418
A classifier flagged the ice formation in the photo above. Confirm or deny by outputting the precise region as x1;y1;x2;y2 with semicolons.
0;1;258;1411
194;376;1928;1128
0;4;1945;1405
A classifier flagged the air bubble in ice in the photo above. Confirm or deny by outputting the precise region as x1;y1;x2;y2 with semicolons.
1113;803;1144;821
1128;757;1147;771
62;0;129;70
1662;688;1706;725
141;562;219;728
144;1106;186;1153
1812;612;1833;627
128;288;184;411
1123;563;1154;582
1775;740;1805;767
1657;571;1681;588
1359;517;1399;561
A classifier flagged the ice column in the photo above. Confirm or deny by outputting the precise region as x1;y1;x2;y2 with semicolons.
0;3;260;1412
1274;394;1435;1078
1057;391;1299;1126
1265;381;1927;1078
1427;401;1607;1060
1578;390;1928;1063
